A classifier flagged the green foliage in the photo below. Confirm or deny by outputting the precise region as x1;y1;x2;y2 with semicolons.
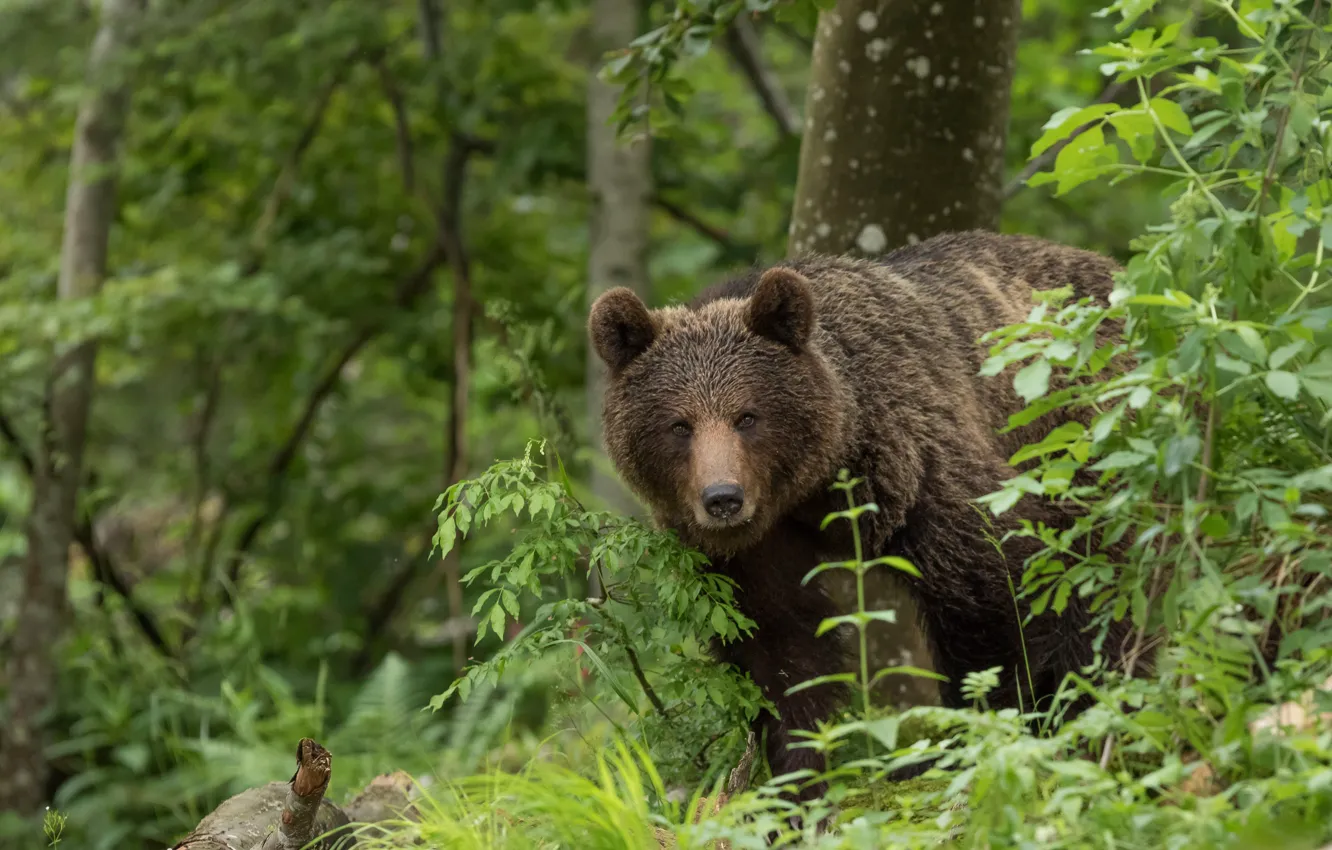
598;0;821;134
428;440;766;789
0;0;800;841
9;0;1332;846
42;807;67;848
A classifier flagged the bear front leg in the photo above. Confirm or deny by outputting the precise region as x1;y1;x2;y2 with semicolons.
715;629;847;804
706;520;852;825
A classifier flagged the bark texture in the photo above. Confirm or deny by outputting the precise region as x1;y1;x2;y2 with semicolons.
0;0;143;812
586;0;652;519
786;0;1022;708
788;0;1021;256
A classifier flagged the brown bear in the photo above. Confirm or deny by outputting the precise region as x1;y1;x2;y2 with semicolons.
588;229;1132;801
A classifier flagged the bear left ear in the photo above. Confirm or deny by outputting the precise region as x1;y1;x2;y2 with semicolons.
589;287;657;373
746;267;814;352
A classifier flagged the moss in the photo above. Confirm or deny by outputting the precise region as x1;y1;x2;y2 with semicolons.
837;775;953;825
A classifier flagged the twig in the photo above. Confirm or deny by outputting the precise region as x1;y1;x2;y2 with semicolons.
1257;0;1321;215
626;645;667;715
723;14;800;136
693;730;728;771
653;194;749;254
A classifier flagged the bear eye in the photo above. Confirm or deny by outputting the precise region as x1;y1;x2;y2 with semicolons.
736;413;757;430
671;421;692;438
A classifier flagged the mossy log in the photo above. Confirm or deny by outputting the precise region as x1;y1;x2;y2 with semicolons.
171;738;418;850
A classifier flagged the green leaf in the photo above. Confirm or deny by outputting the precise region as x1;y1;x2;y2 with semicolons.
1149;97;1193;136
1261;499;1289;529
1200;512;1230;538
1053;581;1073;615
1031;103;1119;157
710;604;728;637
785;673;857;695
1215;352;1252;375
870;666;950;685
865;717;899;749
1014;359;1052;402
434;516;457;558
1107;109;1157;162
1164;434;1201;476
1235;325;1268;362
1091;451;1151;471
1269;340;1307;370
1265;370;1301;400
1049;125;1121;195
864;555;923;578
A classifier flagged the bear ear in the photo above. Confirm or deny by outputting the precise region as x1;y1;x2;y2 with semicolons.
746;267;814;352
589;287;657;373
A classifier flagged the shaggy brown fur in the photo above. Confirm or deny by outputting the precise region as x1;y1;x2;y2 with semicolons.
589;230;1132;801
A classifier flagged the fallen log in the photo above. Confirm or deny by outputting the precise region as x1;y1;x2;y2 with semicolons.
171;738;418;850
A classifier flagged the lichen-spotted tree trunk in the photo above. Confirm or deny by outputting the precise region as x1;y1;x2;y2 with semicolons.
0;0;144;812
585;0;652;526
788;0;1022;708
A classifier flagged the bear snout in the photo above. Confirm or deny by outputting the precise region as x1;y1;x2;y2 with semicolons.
701;482;745;520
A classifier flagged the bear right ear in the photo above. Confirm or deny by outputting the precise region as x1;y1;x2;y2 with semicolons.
747;266;814;352
589;287;657;373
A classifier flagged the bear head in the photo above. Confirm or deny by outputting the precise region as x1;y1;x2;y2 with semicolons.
588;266;851;557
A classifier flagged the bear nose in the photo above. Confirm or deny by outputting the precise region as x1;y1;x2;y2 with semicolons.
702;483;745;520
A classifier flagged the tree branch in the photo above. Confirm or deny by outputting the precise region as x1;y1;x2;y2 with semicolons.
723;14;800;136
626;645;667;715
220;240;448;593
653;194;750;254
1;405;173;656
245;56;358;270
414;0;476;679
74;512;173;656
764;17;812;51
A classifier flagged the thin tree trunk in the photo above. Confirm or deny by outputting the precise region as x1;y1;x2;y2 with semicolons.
0;0;144;812
418;0;474;676
586;0;652;521
788;0;1022;708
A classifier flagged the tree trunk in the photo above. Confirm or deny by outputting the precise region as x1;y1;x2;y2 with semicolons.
789;0;1020;256
787;0;1022;708
0;0;143;812
585;0;652;520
